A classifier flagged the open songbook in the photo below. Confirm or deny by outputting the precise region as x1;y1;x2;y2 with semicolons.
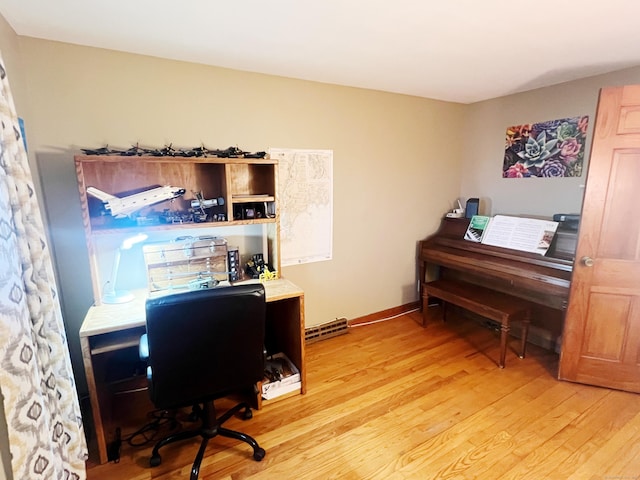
464;215;559;256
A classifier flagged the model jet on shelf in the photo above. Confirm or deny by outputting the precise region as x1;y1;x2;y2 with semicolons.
86;185;186;218
190;191;225;210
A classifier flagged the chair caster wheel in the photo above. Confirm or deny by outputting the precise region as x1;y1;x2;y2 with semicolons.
243;407;253;420
253;447;266;461
150;453;162;467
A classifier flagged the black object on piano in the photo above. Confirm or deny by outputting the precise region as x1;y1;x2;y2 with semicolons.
552;213;580;231
465;198;479;218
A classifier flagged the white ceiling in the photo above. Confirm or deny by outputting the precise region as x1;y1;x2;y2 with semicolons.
1;0;639;103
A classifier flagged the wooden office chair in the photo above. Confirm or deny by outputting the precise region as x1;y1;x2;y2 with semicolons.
140;284;267;479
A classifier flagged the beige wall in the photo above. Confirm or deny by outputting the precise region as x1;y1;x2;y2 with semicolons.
460;66;640;217
15;37;465;393
6;33;640;401
1;11;640;474
0;15;25;116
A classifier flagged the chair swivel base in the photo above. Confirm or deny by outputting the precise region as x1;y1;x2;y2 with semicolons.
149;401;265;480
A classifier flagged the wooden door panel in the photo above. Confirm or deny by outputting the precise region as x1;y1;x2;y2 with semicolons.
626;298;640;365
567;289;640;391
618;106;640;133
571;358;640;392
559;85;640;392
598;151;640;259
621;86;640;107
582;293;629;360
594;261;640;290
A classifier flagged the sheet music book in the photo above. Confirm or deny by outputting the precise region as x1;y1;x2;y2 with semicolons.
465;215;559;255
463;215;491;243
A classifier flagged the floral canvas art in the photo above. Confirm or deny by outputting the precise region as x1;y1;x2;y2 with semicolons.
503;115;589;178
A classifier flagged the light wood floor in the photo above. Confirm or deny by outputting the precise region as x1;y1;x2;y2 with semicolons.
86;308;640;479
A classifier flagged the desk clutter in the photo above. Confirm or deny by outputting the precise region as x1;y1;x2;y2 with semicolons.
143;236;231;292
77;151;277;234
81;144;267;159
261;353;301;400
142;236;278;295
80;278;305;464
75;151;303;465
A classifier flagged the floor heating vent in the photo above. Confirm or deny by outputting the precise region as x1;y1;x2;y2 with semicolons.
305;317;348;344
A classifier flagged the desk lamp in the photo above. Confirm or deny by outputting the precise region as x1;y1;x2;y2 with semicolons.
102;233;148;304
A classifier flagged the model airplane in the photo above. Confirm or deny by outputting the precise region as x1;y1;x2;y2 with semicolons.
190;191;225;210
86;185;186;218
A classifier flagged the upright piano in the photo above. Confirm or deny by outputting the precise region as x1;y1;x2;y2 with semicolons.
419;217;576;341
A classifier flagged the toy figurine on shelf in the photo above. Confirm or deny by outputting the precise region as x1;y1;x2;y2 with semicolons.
80;143;267;158
86;185;186;218
245;253;276;280
259;267;277;282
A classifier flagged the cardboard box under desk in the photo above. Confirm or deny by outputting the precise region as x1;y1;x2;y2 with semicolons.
143;237;229;293
262;353;301;400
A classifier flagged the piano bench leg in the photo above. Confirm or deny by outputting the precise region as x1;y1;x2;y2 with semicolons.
419;310;427;327
519;312;531;359
499;320;509;368
419;291;430;327
500;309;531;368
419;292;445;328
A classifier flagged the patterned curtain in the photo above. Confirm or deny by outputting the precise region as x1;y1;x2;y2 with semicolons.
0;54;87;478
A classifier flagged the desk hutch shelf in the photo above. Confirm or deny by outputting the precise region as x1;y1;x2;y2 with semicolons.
75;154;306;465
74;154;281;304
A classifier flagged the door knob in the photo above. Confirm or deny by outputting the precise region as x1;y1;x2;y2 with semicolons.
581;256;594;267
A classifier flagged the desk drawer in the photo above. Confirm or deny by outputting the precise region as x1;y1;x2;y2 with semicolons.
89;326;146;355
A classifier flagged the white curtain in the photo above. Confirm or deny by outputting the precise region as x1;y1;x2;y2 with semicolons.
0;53;87;478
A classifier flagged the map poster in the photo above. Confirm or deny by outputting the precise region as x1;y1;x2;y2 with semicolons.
269;148;333;266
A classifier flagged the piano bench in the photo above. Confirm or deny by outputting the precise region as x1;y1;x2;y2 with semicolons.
421;279;531;368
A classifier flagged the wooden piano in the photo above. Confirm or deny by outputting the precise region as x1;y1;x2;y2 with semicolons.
419;217;576;346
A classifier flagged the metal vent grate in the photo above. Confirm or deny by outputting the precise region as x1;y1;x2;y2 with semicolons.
305;317;348;344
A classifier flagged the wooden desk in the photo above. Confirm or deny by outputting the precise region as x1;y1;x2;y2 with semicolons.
80;278;305;464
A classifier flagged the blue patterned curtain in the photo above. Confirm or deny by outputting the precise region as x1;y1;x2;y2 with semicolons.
0;53;87;478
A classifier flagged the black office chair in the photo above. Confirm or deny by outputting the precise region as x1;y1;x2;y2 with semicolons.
140;284;267;479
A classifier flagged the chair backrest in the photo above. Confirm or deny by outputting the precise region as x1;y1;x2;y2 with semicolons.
144;284;266;410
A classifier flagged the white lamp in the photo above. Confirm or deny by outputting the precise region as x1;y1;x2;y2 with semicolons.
102;233;148;304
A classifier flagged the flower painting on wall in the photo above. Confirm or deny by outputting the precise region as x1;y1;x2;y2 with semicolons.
503;115;589;178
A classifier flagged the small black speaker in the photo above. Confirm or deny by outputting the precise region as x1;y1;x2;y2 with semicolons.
465;198;479;218
228;248;241;282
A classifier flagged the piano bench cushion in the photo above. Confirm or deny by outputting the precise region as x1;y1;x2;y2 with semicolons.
421;278;532;368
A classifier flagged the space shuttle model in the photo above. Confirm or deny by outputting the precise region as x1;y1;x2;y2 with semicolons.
86;185;186;218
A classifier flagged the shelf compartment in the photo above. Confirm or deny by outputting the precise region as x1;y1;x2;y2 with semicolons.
232;194;276;204
227;163;276;198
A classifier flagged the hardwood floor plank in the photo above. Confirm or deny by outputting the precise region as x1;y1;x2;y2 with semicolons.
500;390;640;479
85;314;640;480
463;386;608;478
379;368;566;475
565;410;640;479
